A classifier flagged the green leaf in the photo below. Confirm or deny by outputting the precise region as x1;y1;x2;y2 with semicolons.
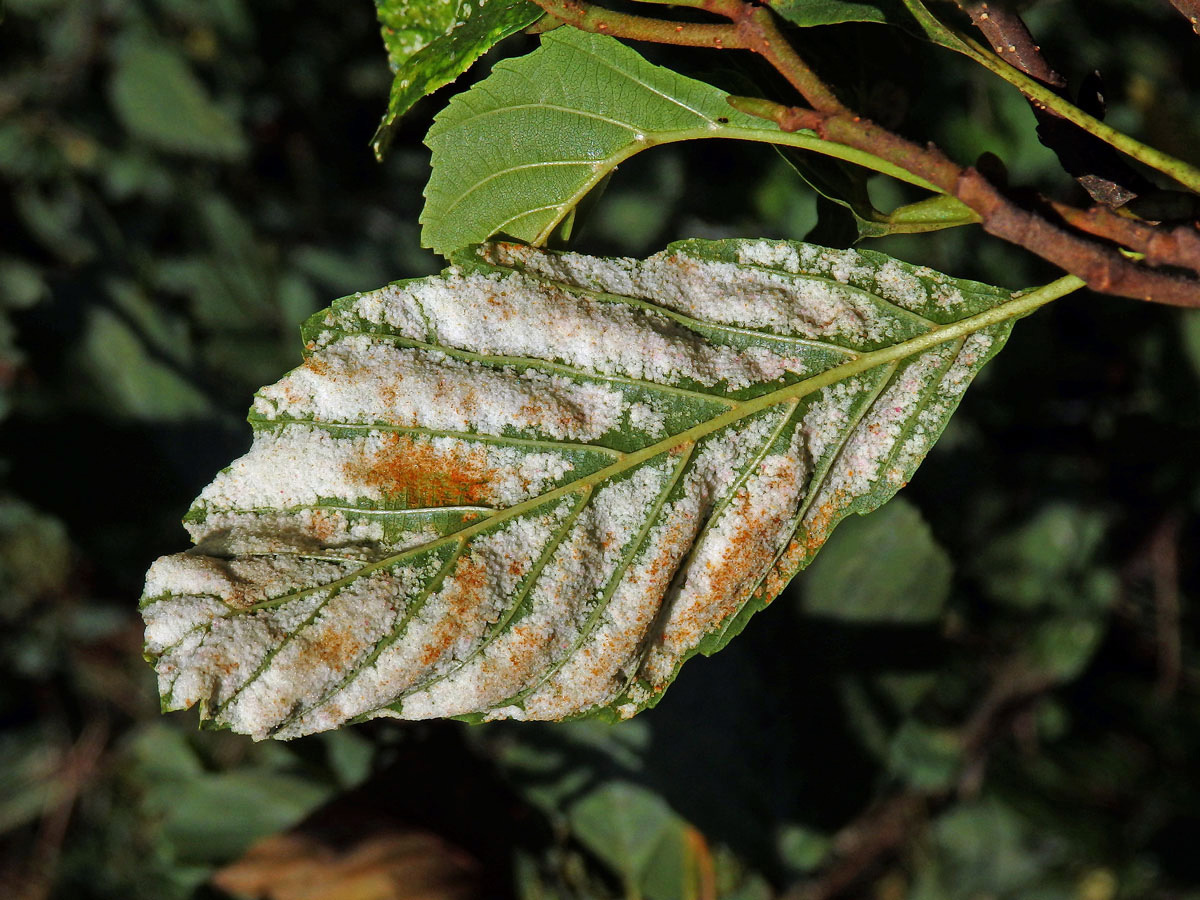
914;798;1073;899
372;0;543;159
569;781;702;900
1;496;70;622
108;43;247;160
72;305;213;422
139;238;1077;739
977;504;1115;614
487;719;758;899
800;496;952;623
421;29;946;258
1;257;48;420
765;0;908;27
128;725;335;864
0;726;73;832
1182;310;1200;383
1024;616;1104;683
886;720;962;790
780;151;979;239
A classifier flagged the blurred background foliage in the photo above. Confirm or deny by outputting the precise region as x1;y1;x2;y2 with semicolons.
1;0;1199;897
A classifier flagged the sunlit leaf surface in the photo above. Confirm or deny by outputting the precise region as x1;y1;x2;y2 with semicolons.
141;238;1029;739
371;0;542;158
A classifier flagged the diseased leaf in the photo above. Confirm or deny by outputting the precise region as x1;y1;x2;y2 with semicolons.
421;29;942;257
372;0;543;159
765;0;909;27
140;238;1061;740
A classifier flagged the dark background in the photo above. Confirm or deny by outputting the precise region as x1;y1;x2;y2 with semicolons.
2;0;1200;897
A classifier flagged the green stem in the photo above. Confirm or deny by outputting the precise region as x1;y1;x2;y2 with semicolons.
901;0;1200;195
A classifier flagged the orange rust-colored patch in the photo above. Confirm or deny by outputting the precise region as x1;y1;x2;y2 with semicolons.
759;486;851;603
416;554;489;670
656;459;802;666
303;356;330;378
306;509;339;543
516;399;581;438
803;488;851;551
487;620;552;691
667;254;701;277
347;433;499;508
295;622;370;676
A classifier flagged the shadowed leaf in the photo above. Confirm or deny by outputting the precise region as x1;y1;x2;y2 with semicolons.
765;0;909;27
780;151;980;239
108;44;247;160
801;496;953;623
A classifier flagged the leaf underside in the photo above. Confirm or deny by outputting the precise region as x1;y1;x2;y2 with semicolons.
420;28;955;257
141;238;1018;740
779;150;980;239
420;29;790;257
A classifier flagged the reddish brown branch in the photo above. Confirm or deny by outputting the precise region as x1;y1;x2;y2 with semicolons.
956;172;1200;303
774;106;1200;305
960;2;1065;89
532;0;743;48
531;0;848;113
1149;515;1183;702
534;0;1200;306
786;641;1068;899
1047;202;1200;275
17;720;109;900
737;5;849;114
960;1;1150;206
1169;0;1200;35
785;794;927;900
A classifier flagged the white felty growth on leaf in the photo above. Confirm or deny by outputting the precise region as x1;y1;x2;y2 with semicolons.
140;239;1012;739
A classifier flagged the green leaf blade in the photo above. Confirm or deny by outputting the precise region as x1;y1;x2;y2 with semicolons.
421;29;778;256
109;44;247;161
421;29;959;258
765;0;908;27
140;239;1073;739
801;496;952;623
372;0;543;159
